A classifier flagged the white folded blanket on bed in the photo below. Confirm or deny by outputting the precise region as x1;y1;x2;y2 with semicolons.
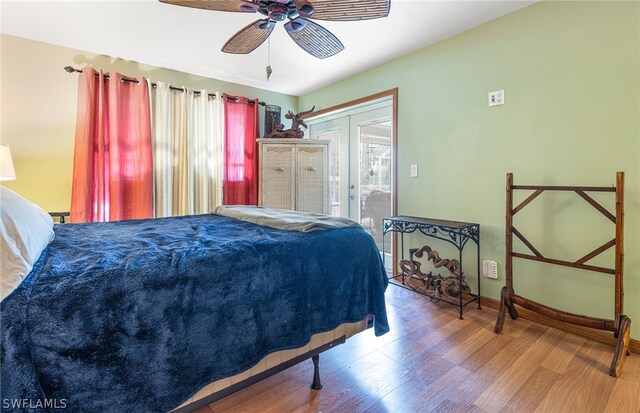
212;205;362;232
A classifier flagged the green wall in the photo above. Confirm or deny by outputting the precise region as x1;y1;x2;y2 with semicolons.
300;2;640;339
0;34;297;211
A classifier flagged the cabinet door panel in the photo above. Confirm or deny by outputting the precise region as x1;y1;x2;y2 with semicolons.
296;145;327;214
261;144;294;210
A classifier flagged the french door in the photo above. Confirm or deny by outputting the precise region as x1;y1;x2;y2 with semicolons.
308;103;393;251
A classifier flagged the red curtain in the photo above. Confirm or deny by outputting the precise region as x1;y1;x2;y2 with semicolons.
222;94;259;205
70;68;153;223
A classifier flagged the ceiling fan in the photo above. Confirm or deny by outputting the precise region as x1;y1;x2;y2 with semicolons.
159;0;391;59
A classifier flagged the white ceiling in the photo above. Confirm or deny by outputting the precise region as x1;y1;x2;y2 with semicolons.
0;0;535;96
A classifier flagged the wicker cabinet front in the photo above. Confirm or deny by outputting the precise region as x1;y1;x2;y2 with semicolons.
296;145;328;214
260;144;295;210
258;139;329;214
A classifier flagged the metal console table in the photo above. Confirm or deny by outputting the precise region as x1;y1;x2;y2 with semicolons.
382;216;481;319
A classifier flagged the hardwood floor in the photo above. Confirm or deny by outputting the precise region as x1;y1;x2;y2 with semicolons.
196;285;639;413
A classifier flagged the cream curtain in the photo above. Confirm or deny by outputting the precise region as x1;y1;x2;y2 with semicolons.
150;82;223;217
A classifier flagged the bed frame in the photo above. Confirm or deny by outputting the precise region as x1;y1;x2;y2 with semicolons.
494;172;631;377
172;317;372;412
171;340;340;412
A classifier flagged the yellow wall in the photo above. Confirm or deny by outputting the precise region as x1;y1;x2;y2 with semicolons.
0;34;298;211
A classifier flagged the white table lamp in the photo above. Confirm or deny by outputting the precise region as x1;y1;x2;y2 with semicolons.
0;145;16;181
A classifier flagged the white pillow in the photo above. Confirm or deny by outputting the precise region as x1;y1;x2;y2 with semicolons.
1;186;54;300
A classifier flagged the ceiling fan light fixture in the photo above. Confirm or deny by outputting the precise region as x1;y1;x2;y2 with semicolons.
268;3;288;21
163;0;391;59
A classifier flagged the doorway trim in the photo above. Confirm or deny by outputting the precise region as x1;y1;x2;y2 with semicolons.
303;88;398;221
304;88;398;273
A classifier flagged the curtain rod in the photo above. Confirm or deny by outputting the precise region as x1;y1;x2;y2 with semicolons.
64;66;266;106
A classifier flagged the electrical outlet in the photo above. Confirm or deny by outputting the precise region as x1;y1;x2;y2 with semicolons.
410;164;418;178
488;89;505;107
482;260;498;279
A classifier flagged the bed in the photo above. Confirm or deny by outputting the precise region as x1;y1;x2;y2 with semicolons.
0;190;389;413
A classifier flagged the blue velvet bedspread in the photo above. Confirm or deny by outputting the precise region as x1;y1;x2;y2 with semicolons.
1;214;389;412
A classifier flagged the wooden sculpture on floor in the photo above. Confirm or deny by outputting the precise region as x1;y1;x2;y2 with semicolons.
399;245;471;302
494;172;631;378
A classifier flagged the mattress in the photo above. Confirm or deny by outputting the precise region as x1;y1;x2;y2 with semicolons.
1;213;389;412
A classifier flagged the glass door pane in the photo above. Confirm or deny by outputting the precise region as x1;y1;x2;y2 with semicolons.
353;117;392;251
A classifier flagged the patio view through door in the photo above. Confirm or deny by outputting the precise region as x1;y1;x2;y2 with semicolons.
308;102;393;259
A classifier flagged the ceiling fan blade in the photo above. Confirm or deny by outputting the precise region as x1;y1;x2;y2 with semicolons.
222;19;275;54
296;0;390;21
159;0;259;13
284;19;343;59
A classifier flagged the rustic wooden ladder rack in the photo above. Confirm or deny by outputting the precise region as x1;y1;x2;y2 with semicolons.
494;172;631;377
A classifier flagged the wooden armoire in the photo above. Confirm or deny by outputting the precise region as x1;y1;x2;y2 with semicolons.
257;138;329;214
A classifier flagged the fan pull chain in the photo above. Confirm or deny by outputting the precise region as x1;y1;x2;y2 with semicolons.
266;37;273;81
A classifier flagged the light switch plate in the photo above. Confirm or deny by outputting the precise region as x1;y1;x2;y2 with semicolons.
482;260;498;279
488;89;505;107
410;164;418;178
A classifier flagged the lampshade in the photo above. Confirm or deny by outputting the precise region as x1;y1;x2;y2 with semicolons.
0;145;16;181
